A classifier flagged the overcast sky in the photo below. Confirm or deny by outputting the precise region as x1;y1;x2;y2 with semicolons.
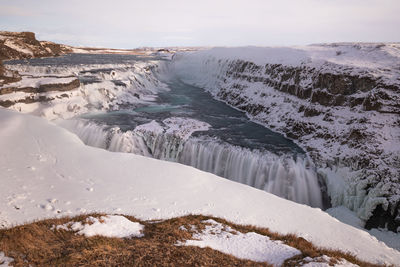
0;0;399;48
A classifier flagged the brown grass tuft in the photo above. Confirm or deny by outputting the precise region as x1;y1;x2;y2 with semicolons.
0;213;381;267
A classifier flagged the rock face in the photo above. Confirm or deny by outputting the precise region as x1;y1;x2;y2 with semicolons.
174;44;400;232
224;60;399;114
0;31;73;89
0;31;79;110
218;61;400;231
0;31;72;61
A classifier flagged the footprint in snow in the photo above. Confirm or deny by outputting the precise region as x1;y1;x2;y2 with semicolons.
48;198;58;204
41;203;54;211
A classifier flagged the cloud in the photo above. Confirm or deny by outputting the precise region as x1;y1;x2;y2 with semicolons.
0;0;399;47
0;5;35;16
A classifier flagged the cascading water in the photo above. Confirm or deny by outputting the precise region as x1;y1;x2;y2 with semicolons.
60;119;324;208
15;53;326;210
179;138;322;207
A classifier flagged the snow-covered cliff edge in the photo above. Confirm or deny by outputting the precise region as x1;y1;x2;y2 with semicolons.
172;44;400;232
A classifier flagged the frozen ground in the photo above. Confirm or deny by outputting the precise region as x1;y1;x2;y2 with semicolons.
0;108;399;265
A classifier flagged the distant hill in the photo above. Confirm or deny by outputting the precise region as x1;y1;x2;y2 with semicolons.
0;31;72;61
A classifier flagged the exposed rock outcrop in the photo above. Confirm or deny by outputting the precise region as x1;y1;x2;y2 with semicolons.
0;31;72;61
0;31;78;109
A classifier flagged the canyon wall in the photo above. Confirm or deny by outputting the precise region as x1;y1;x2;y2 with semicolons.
173;44;400;231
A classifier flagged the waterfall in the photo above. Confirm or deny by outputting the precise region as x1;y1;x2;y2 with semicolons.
179;139;323;207
60;119;324;208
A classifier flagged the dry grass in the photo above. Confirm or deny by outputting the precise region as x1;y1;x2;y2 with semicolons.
0;214;380;267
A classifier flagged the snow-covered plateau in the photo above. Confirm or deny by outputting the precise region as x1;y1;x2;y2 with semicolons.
0;41;400;264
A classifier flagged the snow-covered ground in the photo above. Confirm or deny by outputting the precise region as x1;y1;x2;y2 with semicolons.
0;108;399;265
178;219;301;265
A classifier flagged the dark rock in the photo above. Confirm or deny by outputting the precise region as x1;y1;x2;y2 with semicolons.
311;90;334;106
363;93;382;111
303;106;321;117
365;204;400;233
347;128;367;141
1;78;80;96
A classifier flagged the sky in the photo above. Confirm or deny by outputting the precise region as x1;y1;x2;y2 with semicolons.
0;0;399;48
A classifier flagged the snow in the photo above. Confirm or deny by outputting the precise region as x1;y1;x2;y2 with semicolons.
133;117;211;140
70;47;150;55
177;219;300;265
54;215;144;238
0;252;13;267
0;108;399;265
134;120;164;135
183;44;400;83
162;117;211;140
1;76;77;89
301;255;358;267
327;206;400;251
368;228;400;251
4;39;33;56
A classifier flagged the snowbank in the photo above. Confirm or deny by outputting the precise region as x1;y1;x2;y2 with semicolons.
0;108;399;265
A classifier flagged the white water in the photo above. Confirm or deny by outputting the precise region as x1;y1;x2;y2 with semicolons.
60;119;324;208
